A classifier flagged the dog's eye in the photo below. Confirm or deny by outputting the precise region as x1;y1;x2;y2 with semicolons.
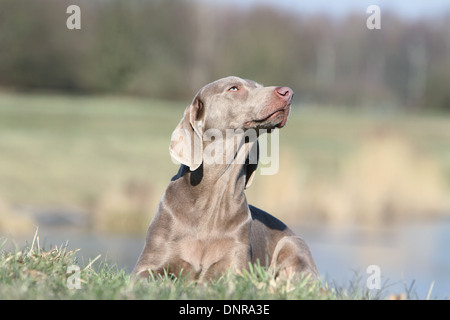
228;86;239;92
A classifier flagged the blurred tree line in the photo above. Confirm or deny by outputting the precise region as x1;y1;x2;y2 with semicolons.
1;0;450;110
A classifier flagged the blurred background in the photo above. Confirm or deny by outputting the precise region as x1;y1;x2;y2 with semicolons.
0;0;449;298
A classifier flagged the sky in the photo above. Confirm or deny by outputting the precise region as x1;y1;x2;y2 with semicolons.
214;0;450;19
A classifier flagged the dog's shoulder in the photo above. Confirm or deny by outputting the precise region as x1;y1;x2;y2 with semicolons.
248;204;293;234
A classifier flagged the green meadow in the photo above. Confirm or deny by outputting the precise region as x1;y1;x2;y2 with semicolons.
1;92;450;234
0;236;388;300
1;92;449;299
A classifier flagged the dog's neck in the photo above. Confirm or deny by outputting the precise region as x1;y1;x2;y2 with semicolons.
167;135;257;229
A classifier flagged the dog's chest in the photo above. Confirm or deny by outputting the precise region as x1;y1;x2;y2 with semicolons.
168;236;245;279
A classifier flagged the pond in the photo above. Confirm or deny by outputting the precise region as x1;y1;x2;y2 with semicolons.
300;220;450;299
3;219;450;299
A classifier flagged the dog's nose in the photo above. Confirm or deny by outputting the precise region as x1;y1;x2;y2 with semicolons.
275;86;293;102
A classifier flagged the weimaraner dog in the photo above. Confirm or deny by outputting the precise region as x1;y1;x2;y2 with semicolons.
133;76;318;281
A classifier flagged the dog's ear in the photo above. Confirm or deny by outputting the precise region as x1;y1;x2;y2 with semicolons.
169;97;204;171
244;140;259;189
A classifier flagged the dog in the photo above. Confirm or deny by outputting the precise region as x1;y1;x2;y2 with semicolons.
133;76;318;281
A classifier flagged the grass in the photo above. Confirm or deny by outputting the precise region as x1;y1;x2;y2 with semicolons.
0;93;178;206
0;92;183;234
249;107;450;225
2;92;445;299
1;92;450;234
0;235;391;300
0;93;448;300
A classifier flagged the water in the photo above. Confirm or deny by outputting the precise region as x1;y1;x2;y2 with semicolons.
3;220;450;299
299;220;450;299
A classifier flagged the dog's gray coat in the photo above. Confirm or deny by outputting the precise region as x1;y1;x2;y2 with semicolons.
133;76;318;281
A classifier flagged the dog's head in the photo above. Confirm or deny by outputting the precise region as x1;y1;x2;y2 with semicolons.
169;76;293;185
